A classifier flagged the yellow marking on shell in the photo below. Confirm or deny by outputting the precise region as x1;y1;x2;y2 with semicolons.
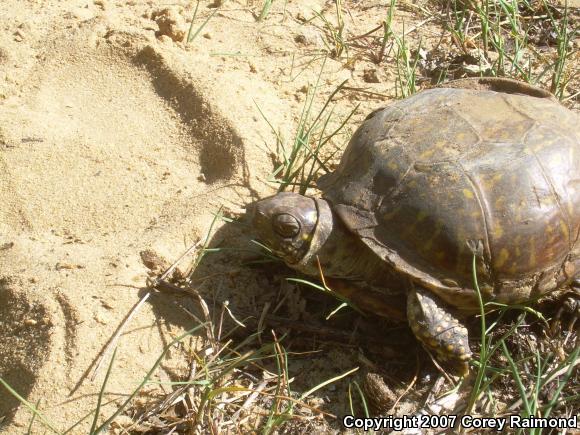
455;132;467;142
435;251;446;261
499;130;511;139
387;161;398;171
446;344;455;352
529;238;537;269
459;346;466;355
532;143;544;152
423;238;434;252
407;180;418;189
301;234;311;241
422;221;443;252
484;176;499;192
515;204;523;222
560;220;569;241
416;210;428;222
493;225;504;239
495;248;510;268
551;153;563;167
435;140;446;148
564;261;575;278
428;339;438;347
546;225;553;234
462;189;474;199
419;148;436;159
515;246;521;257
509;263;518;275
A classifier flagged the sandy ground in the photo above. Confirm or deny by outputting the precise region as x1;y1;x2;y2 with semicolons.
0;1;287;431
0;1;372;431
0;0;578;433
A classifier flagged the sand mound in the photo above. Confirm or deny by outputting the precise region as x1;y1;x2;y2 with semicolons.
1;24;244;233
0;14;279;431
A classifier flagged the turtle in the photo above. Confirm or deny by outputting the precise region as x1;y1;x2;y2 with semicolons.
249;77;580;375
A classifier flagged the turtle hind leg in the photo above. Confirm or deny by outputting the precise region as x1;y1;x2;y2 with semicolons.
407;286;472;376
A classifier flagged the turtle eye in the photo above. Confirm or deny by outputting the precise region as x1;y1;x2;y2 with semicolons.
272;213;300;238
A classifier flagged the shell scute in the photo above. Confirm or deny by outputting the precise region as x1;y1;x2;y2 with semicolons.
320;83;580;310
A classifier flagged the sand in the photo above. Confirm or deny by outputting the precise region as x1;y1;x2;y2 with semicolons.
0;2;286;431
0;0;577;433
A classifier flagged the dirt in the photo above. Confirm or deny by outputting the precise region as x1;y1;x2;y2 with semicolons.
0;0;578;433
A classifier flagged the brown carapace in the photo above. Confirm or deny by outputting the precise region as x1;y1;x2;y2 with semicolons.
250;77;579;375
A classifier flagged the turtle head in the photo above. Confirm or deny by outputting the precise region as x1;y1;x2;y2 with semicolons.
249;192;324;265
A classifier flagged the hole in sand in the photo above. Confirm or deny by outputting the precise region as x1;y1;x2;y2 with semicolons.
0;277;52;419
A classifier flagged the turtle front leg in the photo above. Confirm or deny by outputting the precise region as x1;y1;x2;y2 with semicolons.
407;286;472;376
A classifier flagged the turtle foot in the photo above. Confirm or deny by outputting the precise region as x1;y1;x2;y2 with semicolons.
407;286;471;376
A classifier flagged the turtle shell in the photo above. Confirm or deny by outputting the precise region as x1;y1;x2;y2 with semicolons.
318;78;580;312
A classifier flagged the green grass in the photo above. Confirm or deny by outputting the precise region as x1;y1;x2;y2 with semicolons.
0;324;207;434
464;253;579;427
256;57;358;194
186;1;219;45
313;0;348;59
393;27;422;98
544;0;576;99
257;0;275;22
376;0;397;64
445;0;577;99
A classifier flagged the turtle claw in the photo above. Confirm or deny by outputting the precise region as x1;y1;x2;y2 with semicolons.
407;286;472;375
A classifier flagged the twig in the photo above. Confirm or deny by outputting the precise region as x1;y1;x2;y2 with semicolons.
232;380;268;420
148;240;202;287
93;240;202;381
389;353;420;413
90;292;151;381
